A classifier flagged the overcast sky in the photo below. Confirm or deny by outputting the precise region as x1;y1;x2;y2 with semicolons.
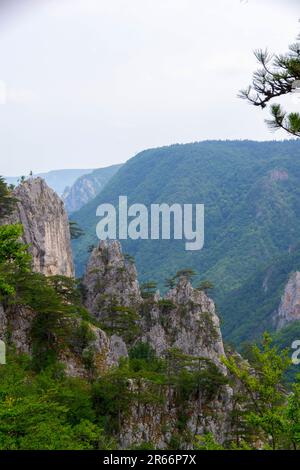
0;0;299;176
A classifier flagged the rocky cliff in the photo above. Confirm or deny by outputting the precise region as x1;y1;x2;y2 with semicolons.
1;178;234;446
274;271;300;330
5;177;74;277
140;277;226;371
62;164;122;214
83;240;226;370
83;240;142;319
82;240;233;447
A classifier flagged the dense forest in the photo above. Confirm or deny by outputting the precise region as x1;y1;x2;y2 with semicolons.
71;139;300;346
1;176;300;450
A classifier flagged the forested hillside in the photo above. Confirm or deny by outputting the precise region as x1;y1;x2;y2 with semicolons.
72;140;300;344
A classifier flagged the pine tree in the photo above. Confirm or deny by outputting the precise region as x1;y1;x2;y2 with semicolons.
0;176;17;220
240;27;300;137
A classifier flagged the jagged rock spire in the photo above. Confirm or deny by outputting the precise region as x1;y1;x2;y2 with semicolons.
82;240;142;319
5;177;74;277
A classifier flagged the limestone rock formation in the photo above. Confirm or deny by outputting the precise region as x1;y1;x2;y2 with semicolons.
0;302;127;378
62;164;122;214
0;303;36;355
140;277;226;371
83;240;227;371
81;240;233;447
61;328;128;378
82;240;142;320
274;271;300;330
6;177;74;277
120;383;233;449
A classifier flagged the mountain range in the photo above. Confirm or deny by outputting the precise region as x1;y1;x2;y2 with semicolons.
62;164;123;213
70;139;300;346
5;168;94;196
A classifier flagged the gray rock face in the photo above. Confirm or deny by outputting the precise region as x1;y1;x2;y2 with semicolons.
120;383;233;449
122;277;233;447
6;178;74;277
268;168;289;182
274;271;300;330
61;326;128;378
83;240;142;320
0;302;128;378
82;242;233;447
62;164;122;214
83;242;227;371
0;304;36;354
141;277;226;371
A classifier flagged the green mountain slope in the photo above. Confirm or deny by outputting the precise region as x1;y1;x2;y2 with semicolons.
72;140;300;343
220;244;300;345
62;164;123;214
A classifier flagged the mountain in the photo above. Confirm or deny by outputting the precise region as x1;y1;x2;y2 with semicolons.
62;164;122;214
5;177;74;277
0;179;233;448
71;140;300;345
220;244;300;345
5;168;94;196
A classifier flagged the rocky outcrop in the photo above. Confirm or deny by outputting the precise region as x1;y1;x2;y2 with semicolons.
140;277;226;372
0;304;36;354
82;240;142;320
62;164;122;214
61;328;128;378
5;178;74;277
119;276;232;448
81;241;233;447
120;382;232;449
83;240;227;371
0;301;127;378
268;169;289;183
274;271;300;330
0;181;130;378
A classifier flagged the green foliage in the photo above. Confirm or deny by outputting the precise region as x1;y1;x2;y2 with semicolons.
140;281;158;299
164;276;176;290
221;246;300;346
129;341;156;362
0;224;31;298
223;333;293;450
194;433;224;450
196;280;214;293
0;176;17;219
69;221;84;239
240;31;300;137
72;140;300;347
0;227;94;370
99;305;141;344
285;378;300;450
92;368;132;434
0;353;110;450
175;269;197;281
157;299;176;313
124;253;135;264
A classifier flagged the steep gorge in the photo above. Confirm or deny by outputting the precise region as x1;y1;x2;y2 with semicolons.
0;178;234;448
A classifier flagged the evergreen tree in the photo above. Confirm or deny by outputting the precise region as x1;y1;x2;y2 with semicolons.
69;221;84;240
0;176;16;219
240;28;300;136
223;333;291;450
